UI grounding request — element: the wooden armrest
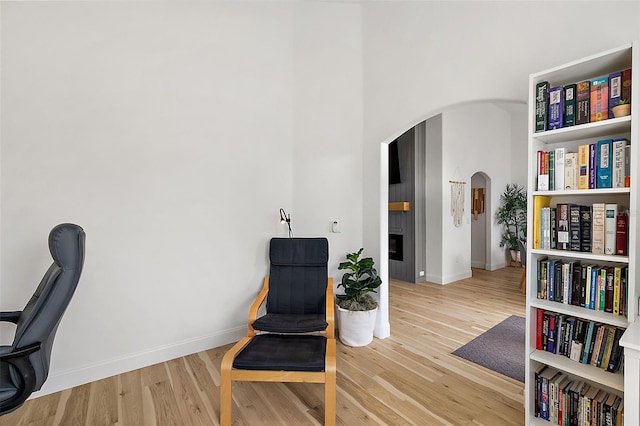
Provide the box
[325,278,334,339]
[247,277,270,336]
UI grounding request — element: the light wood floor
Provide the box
[1,267,526,425]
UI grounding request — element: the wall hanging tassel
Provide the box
[449,180,466,227]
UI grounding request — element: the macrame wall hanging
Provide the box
[449,180,466,227]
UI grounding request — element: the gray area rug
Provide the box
[452,315,525,382]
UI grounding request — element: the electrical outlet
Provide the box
[419,271,425,276]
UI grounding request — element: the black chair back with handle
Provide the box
[0,223,85,415]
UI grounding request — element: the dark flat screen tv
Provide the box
[389,140,401,184]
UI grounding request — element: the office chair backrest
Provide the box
[518,239,527,268]
[267,238,328,315]
[10,223,86,391]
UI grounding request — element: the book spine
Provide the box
[621,68,632,103]
[592,203,605,255]
[589,143,597,189]
[538,150,549,191]
[604,268,614,313]
[604,204,618,255]
[580,205,592,253]
[576,81,591,125]
[613,266,621,316]
[625,144,631,187]
[569,205,581,251]
[564,152,576,190]
[548,86,564,130]
[616,212,628,256]
[536,81,550,132]
[590,77,609,122]
[555,147,565,191]
[548,151,555,191]
[578,145,589,190]
[608,71,622,119]
[596,139,613,189]
[612,139,628,188]
[564,84,577,127]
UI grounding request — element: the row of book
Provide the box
[536,260,628,317]
[535,68,632,132]
[537,139,630,191]
[536,309,625,372]
[535,365,623,425]
[533,201,628,257]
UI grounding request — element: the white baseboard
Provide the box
[471,260,485,268]
[33,325,247,398]
[487,261,507,271]
[425,270,472,285]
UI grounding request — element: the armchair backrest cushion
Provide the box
[267,238,328,316]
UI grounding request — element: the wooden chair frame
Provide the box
[220,276,336,426]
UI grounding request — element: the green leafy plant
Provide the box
[613,98,630,106]
[495,183,527,251]
[336,248,382,311]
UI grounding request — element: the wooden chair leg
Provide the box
[220,360,232,426]
[325,338,336,426]
[519,266,526,294]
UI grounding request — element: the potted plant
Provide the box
[495,183,527,265]
[611,99,631,118]
[336,248,382,347]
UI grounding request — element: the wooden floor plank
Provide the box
[1,267,525,425]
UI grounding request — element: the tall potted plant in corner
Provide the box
[496,183,527,265]
[336,248,382,347]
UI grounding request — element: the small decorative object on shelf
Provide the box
[526,41,638,425]
[612,99,631,118]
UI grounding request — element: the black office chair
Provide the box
[0,223,85,415]
[220,237,336,426]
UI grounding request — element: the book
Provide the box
[608,71,622,119]
[533,196,551,249]
[556,203,569,250]
[580,205,591,253]
[548,151,555,190]
[591,203,605,254]
[606,327,625,372]
[612,138,628,188]
[604,204,618,255]
[621,68,632,103]
[563,83,576,126]
[554,147,565,191]
[537,150,549,191]
[596,139,613,188]
[604,267,614,313]
[590,77,609,122]
[535,81,550,132]
[576,80,591,125]
[536,308,544,349]
[613,266,622,315]
[589,143,597,189]
[577,144,589,189]
[590,324,606,365]
[548,86,564,130]
[581,321,596,364]
[541,207,551,249]
[625,144,631,187]
[616,211,628,256]
[564,152,577,190]
[569,205,581,251]
[550,207,556,250]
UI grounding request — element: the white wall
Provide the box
[362,1,640,328]
[440,103,511,282]
[0,1,363,395]
[291,3,363,279]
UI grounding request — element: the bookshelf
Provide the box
[526,42,640,425]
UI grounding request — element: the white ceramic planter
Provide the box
[336,306,378,347]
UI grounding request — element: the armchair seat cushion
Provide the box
[252,313,328,333]
[0,356,18,401]
[232,334,326,372]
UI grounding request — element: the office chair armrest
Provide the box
[0,311,21,324]
[0,342,40,415]
[247,277,270,336]
[325,278,335,339]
